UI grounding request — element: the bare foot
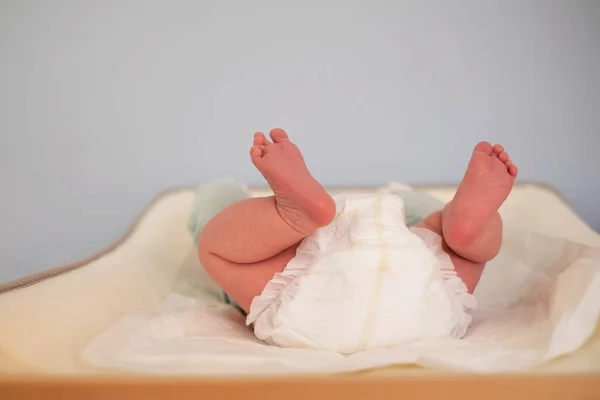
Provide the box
[443,142,518,251]
[250,128,336,233]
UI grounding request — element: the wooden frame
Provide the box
[1,374,600,399]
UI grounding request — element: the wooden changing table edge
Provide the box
[0,373,599,399]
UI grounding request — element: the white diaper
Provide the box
[246,194,477,354]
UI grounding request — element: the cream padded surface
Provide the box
[0,184,598,374]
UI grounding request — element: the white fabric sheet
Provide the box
[80,226,600,375]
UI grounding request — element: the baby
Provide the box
[197,128,518,352]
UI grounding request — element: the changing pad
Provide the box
[1,183,599,376]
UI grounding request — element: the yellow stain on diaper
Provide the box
[357,195,389,351]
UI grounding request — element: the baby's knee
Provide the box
[196,232,211,266]
[444,212,503,263]
[196,218,218,259]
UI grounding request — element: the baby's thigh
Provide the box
[199,243,298,313]
[446,252,485,294]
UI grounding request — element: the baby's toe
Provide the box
[250,145,264,160]
[474,141,493,155]
[492,144,504,155]
[498,151,510,163]
[269,128,290,143]
[253,132,270,147]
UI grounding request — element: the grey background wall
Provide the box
[1,0,599,283]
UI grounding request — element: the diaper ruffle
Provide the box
[410,227,477,338]
[245,233,321,327]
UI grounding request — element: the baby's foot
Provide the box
[445,142,518,245]
[250,128,336,233]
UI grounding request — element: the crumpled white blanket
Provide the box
[80,229,600,375]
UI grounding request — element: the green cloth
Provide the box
[187,178,250,313]
[187,177,250,246]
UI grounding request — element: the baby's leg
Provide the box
[415,142,518,292]
[198,129,336,313]
[416,211,485,293]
